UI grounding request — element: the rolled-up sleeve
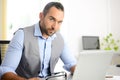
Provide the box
[0,30,24,77]
[60,43,76,71]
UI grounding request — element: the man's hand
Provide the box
[28,77,40,80]
[70,65,76,74]
[1,72,41,80]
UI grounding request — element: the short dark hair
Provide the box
[43,2,64,16]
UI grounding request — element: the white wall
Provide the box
[109,0,120,39]
[0,0,2,39]
[66,0,109,57]
[65,0,120,58]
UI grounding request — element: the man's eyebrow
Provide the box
[49,16,56,20]
[49,16,63,22]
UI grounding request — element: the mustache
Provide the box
[48,27,54,30]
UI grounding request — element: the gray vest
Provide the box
[15,25,64,78]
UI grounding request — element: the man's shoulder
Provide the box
[23,24,35,30]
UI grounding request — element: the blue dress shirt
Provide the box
[0,22,76,77]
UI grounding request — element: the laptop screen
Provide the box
[82,36,100,50]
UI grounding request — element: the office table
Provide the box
[106,76,120,80]
[105,65,120,80]
[67,75,120,80]
[66,65,120,80]
[107,65,120,76]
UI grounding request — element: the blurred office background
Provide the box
[0,0,120,72]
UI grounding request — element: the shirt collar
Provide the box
[34,22,56,40]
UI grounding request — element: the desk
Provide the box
[107,65,120,76]
[67,75,120,80]
[105,65,120,80]
[105,53,120,80]
[67,65,120,80]
[106,76,120,80]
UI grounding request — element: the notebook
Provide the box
[71,50,113,80]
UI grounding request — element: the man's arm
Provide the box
[1,72,26,80]
[1,72,41,80]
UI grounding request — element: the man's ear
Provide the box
[39,12,44,20]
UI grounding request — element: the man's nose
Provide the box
[52,22,58,28]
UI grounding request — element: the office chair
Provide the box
[0,40,10,65]
[0,46,1,65]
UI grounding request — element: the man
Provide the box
[0,2,76,80]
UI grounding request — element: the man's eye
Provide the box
[49,18,54,21]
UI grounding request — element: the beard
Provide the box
[45,28,55,36]
[41,23,56,37]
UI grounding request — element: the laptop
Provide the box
[70,50,113,80]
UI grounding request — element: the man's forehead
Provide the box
[47,7,64,20]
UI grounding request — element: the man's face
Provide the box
[40,7,64,38]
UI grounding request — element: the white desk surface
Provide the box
[106,65,120,76]
[106,76,120,80]
[105,65,120,80]
[67,65,120,80]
